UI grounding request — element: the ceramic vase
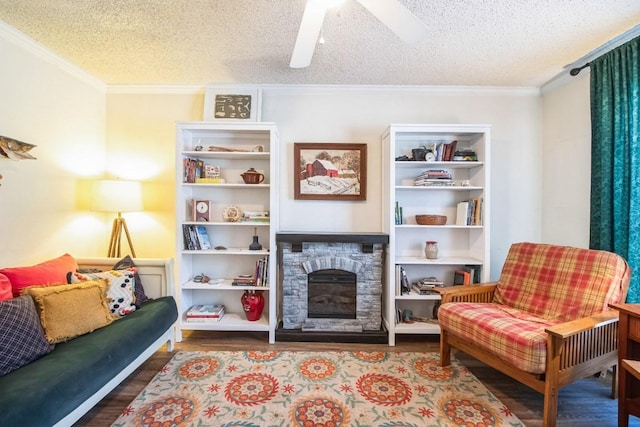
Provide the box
[241,290,265,321]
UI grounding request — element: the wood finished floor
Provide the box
[74,331,637,427]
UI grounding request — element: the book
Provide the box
[414,277,445,289]
[412,284,438,295]
[453,270,471,286]
[185,304,225,318]
[456,201,470,225]
[195,226,212,250]
[232,274,256,286]
[195,177,226,184]
[400,267,410,295]
[464,265,482,283]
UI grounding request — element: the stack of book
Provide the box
[232,274,256,286]
[412,277,445,295]
[242,211,270,222]
[414,169,454,186]
[185,304,225,322]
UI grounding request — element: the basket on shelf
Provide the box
[415,214,447,225]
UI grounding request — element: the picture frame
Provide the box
[203,85,262,122]
[294,142,367,201]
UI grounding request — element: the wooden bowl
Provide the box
[415,214,447,225]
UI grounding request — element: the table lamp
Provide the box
[91,179,143,258]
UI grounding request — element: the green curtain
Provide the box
[589,35,640,302]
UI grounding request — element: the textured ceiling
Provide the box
[0,0,639,87]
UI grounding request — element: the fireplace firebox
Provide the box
[307,269,357,319]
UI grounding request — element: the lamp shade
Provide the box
[91,180,143,213]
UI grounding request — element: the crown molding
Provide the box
[0,20,106,92]
[106,85,205,94]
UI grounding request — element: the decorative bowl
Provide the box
[415,214,447,225]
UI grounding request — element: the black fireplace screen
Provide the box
[307,269,357,319]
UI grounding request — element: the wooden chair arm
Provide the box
[544,309,619,339]
[437,283,497,304]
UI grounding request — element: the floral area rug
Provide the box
[111,350,524,427]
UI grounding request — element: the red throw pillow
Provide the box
[0,273,12,301]
[0,254,78,297]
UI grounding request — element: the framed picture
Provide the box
[294,143,367,201]
[203,85,262,122]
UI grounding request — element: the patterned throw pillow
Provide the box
[0,295,54,375]
[70,269,137,317]
[23,280,115,343]
[112,256,151,306]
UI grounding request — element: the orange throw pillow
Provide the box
[1,254,78,297]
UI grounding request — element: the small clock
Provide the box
[425,151,436,162]
[193,200,211,222]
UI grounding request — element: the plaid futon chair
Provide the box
[438,242,631,427]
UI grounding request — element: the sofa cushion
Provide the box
[112,255,151,306]
[0,296,177,427]
[1,254,78,297]
[22,280,115,343]
[493,242,630,322]
[0,273,12,301]
[438,302,559,374]
[0,295,53,376]
[70,268,137,317]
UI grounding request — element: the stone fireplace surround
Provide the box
[276,232,388,343]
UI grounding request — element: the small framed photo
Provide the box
[203,85,262,122]
[294,143,367,201]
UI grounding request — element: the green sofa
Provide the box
[0,257,177,427]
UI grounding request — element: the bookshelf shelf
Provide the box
[382,124,491,346]
[176,122,279,343]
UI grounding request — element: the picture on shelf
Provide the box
[293,142,367,201]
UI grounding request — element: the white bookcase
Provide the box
[382,124,491,346]
[175,122,279,343]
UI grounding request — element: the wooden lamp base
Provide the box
[108,213,136,258]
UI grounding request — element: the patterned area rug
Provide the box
[111,351,524,427]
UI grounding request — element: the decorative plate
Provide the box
[223,205,242,222]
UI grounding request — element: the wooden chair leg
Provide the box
[611,365,618,399]
[543,377,559,427]
[440,330,451,367]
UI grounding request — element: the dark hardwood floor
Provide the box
[74,331,638,427]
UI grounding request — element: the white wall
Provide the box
[262,86,542,278]
[0,23,106,266]
[541,73,592,247]
[1,22,546,280]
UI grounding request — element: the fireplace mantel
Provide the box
[276,232,389,244]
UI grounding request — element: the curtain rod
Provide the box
[565,24,639,77]
[570,63,590,76]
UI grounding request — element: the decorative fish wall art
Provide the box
[0,135,37,160]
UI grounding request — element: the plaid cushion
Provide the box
[0,295,53,376]
[493,242,630,322]
[439,302,558,374]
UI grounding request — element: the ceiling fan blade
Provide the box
[290,0,329,68]
[356,0,428,44]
